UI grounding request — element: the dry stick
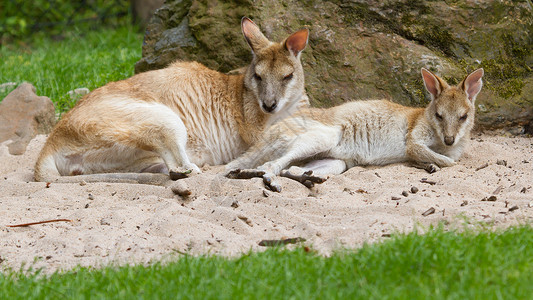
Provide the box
[422,207,436,217]
[475,163,489,171]
[420,178,437,185]
[6,219,73,228]
[258,237,306,247]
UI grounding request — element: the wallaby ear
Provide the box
[421,68,445,100]
[284,28,309,57]
[241,17,270,52]
[461,68,484,102]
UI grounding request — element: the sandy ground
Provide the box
[0,133,532,273]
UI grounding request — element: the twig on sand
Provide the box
[420,178,437,185]
[475,163,489,171]
[421,207,436,217]
[6,219,73,227]
[258,237,306,247]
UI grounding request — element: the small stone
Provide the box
[508,205,519,212]
[496,160,507,166]
[461,200,468,206]
[238,215,253,226]
[263,189,270,197]
[401,190,409,197]
[79,181,86,186]
[67,88,90,100]
[88,194,94,200]
[100,218,111,226]
[231,201,239,208]
[0,83,56,155]
[84,203,89,208]
[391,196,401,200]
[482,195,497,202]
[528,201,533,208]
[170,181,191,197]
[410,186,419,194]
[0,82,17,93]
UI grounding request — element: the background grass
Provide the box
[0,25,142,113]
[1,226,533,299]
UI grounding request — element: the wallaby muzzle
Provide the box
[444,136,455,146]
[262,102,278,113]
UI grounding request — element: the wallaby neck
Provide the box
[231,75,268,146]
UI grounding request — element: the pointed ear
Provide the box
[284,28,309,57]
[241,17,270,52]
[461,68,484,102]
[421,68,445,100]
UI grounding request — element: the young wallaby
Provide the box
[34,17,310,185]
[226,68,484,191]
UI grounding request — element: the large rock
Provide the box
[135,0,533,130]
[131,0,165,28]
[0,83,56,155]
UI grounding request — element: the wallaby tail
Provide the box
[38,173,170,185]
[34,154,170,186]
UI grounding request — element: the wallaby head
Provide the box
[241,17,309,114]
[422,68,484,146]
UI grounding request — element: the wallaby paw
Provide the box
[185,163,201,174]
[262,173,282,193]
[280,169,327,188]
[169,166,195,180]
[226,168,266,179]
[436,157,455,168]
[425,164,440,174]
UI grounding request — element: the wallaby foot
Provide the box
[425,163,440,174]
[226,169,281,192]
[280,169,327,188]
[411,161,441,174]
[262,173,282,192]
[169,164,200,181]
[226,168,265,179]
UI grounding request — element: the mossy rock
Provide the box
[136,0,533,130]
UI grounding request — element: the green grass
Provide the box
[2,226,533,299]
[0,25,142,113]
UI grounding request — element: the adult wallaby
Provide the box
[34,17,310,185]
[226,68,484,192]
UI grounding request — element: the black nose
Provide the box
[444,136,455,146]
[262,102,277,113]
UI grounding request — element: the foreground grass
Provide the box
[0,25,142,113]
[2,226,533,299]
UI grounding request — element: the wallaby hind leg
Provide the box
[147,104,200,178]
[297,159,347,176]
[257,127,340,175]
[106,101,200,178]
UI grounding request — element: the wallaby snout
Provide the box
[262,101,278,113]
[444,136,455,146]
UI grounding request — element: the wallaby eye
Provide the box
[283,73,294,81]
[459,114,468,121]
[253,73,262,81]
[435,113,443,120]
